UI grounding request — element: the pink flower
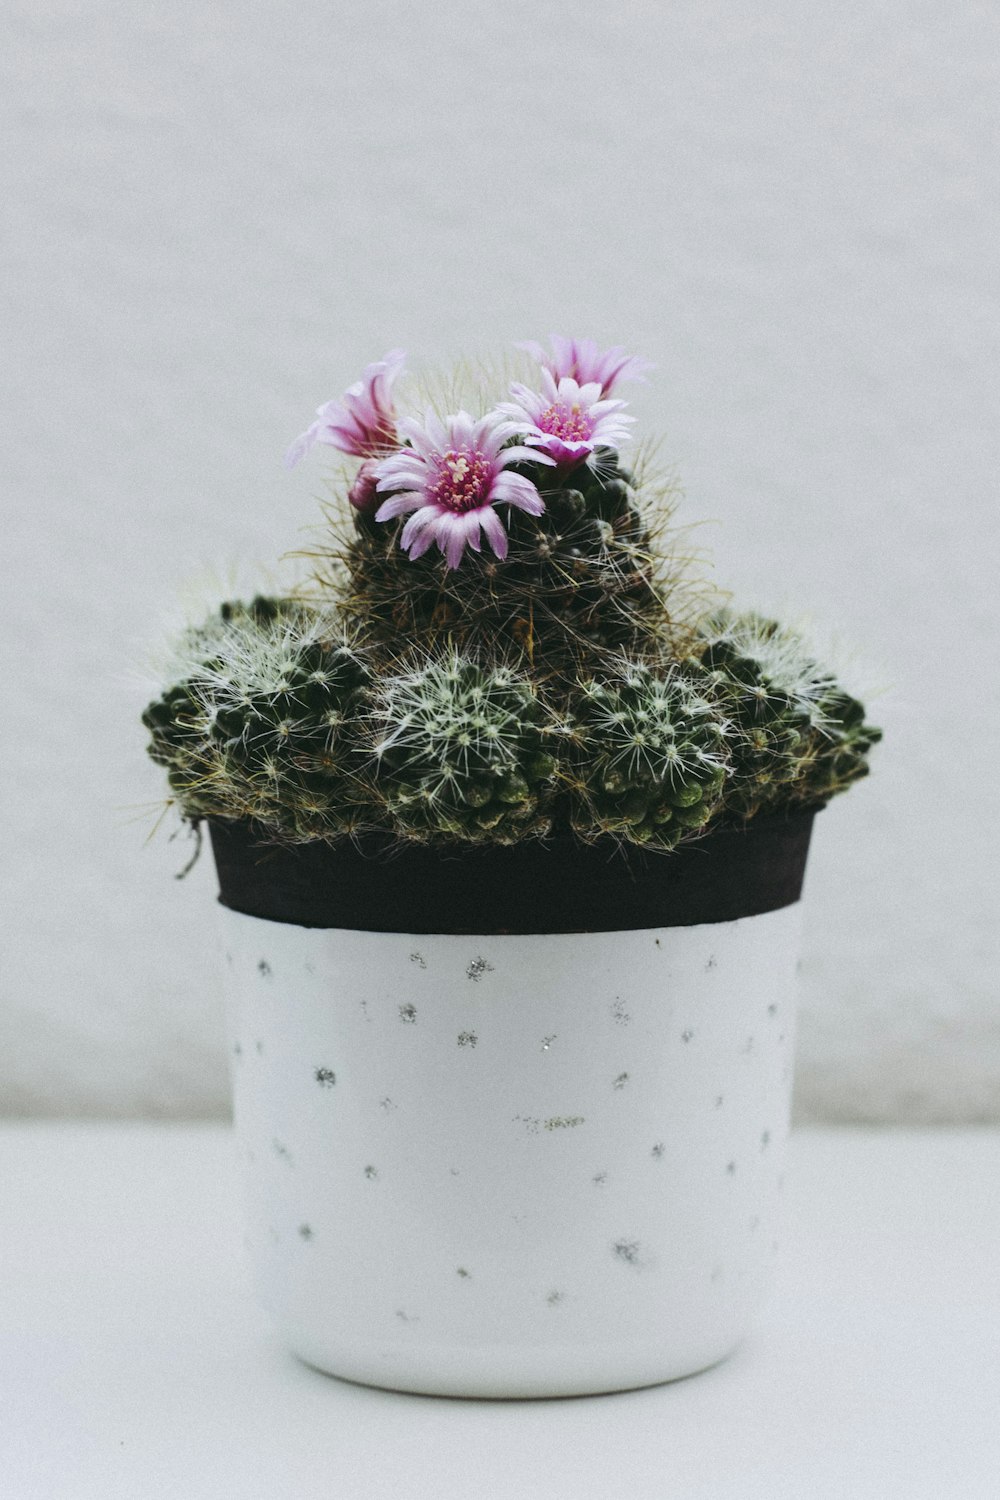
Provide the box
[517,336,652,396]
[285,349,406,467]
[497,370,634,470]
[373,411,551,570]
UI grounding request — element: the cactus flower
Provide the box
[285,349,406,467]
[347,458,381,512]
[374,411,550,570]
[498,370,634,470]
[517,336,652,396]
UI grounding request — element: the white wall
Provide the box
[2,0,997,1120]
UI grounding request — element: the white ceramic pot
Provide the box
[218,845,805,1398]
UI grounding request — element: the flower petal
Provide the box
[478,505,509,560]
[521,335,652,394]
[438,514,468,570]
[449,411,476,449]
[406,525,438,560]
[284,421,321,469]
[375,491,425,521]
[462,510,483,552]
[491,472,546,513]
[497,443,555,468]
[400,504,444,547]
[424,411,448,453]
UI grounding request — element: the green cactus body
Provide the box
[367,654,560,844]
[568,665,730,849]
[691,612,882,820]
[144,351,881,853]
[142,597,370,840]
[338,458,685,677]
[792,686,883,806]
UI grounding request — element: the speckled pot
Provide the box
[214,817,811,1399]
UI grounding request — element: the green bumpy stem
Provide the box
[142,597,371,841]
[367,655,561,845]
[567,665,731,850]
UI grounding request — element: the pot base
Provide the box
[287,1332,745,1400]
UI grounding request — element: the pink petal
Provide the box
[495,396,540,425]
[397,416,438,458]
[478,506,509,559]
[551,334,575,368]
[449,411,476,449]
[462,510,483,552]
[375,491,425,522]
[591,413,634,447]
[284,422,320,469]
[400,505,444,547]
[524,434,591,468]
[575,380,604,406]
[588,396,628,419]
[523,336,653,394]
[491,472,546,513]
[406,526,438,560]
[473,414,510,456]
[438,514,467,570]
[369,349,406,410]
[424,411,448,452]
[327,422,365,450]
[497,443,555,468]
[375,452,426,489]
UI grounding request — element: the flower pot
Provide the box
[212,812,814,1399]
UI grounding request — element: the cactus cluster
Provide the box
[569,666,729,848]
[143,341,880,851]
[366,654,560,843]
[142,597,371,841]
[689,611,882,820]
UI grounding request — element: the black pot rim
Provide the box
[207,811,817,935]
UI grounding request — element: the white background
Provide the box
[2,0,997,1120]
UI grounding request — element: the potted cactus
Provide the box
[143,339,879,1397]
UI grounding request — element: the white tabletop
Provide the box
[1,1123,997,1500]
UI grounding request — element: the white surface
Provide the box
[1,1124,997,1499]
[221,905,800,1395]
[3,0,999,1119]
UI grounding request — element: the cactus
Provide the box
[365,652,561,843]
[142,597,371,841]
[145,343,881,854]
[305,372,710,678]
[319,448,701,683]
[567,664,730,848]
[690,611,881,820]
[790,684,882,807]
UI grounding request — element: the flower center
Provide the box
[431,448,491,513]
[538,401,594,444]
